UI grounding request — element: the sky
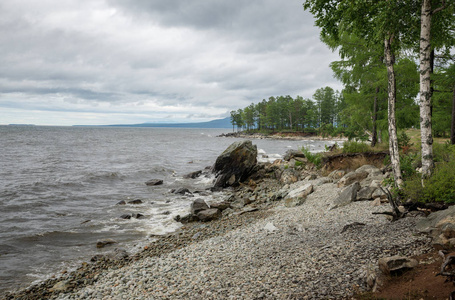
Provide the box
[0,0,342,126]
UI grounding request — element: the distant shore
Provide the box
[218,131,348,141]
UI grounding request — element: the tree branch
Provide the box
[432,0,446,14]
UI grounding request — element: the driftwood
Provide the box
[437,250,455,300]
[372,187,406,221]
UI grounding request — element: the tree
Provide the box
[419,0,455,178]
[313,87,337,127]
[303,1,419,187]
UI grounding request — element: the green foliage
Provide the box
[294,160,303,167]
[301,147,322,168]
[342,141,370,153]
[400,152,417,180]
[397,131,414,153]
[403,159,455,203]
[433,142,455,163]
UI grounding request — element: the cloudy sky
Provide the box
[0,0,342,126]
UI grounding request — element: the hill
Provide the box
[108,117,232,129]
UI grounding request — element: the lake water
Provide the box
[0,126,335,295]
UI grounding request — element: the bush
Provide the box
[342,141,371,153]
[301,147,322,168]
[403,159,455,203]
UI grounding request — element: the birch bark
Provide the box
[419,0,435,178]
[385,36,403,187]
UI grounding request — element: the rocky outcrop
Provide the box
[417,206,455,250]
[212,140,258,188]
[331,182,361,209]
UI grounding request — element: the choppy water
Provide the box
[0,126,335,295]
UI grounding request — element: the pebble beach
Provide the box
[43,181,432,300]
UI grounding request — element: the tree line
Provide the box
[232,1,454,189]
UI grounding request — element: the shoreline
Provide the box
[217,131,348,142]
[4,161,433,299]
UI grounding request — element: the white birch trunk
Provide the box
[384,36,403,187]
[419,0,434,178]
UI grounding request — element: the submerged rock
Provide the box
[96,238,117,248]
[145,179,163,186]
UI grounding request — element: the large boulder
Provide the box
[191,199,209,215]
[417,206,455,250]
[213,140,258,188]
[197,209,222,222]
[337,171,369,188]
[331,182,361,209]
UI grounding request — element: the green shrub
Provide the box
[433,142,455,163]
[400,152,418,180]
[342,141,371,153]
[403,159,455,203]
[301,147,322,168]
[294,160,303,167]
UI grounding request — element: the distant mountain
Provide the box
[108,117,232,129]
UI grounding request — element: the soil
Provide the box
[356,250,455,300]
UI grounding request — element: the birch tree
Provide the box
[302,1,417,187]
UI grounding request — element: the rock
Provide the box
[280,168,299,184]
[328,170,346,180]
[285,183,313,202]
[145,179,163,186]
[312,177,333,187]
[417,207,455,249]
[183,170,202,179]
[96,238,117,248]
[371,198,382,207]
[191,199,209,214]
[337,171,369,187]
[213,140,258,188]
[283,149,306,161]
[356,165,383,177]
[128,199,143,205]
[331,182,361,209]
[210,201,230,211]
[372,188,387,199]
[174,188,191,195]
[284,197,306,207]
[356,187,376,201]
[378,256,418,275]
[174,214,198,223]
[120,214,131,219]
[50,281,71,292]
[132,213,145,219]
[197,208,221,222]
[264,222,278,232]
[116,200,126,205]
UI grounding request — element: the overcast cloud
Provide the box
[0,0,341,125]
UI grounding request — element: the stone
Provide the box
[128,199,143,204]
[371,198,382,207]
[120,214,131,219]
[283,149,306,161]
[116,200,126,205]
[264,222,278,232]
[378,256,418,275]
[356,187,376,201]
[174,188,191,195]
[96,238,117,248]
[191,199,209,215]
[183,170,202,179]
[337,171,369,188]
[356,165,383,177]
[328,169,346,180]
[331,182,361,209]
[285,183,314,201]
[213,140,258,188]
[280,168,299,184]
[174,214,198,223]
[50,281,71,292]
[145,179,163,186]
[209,201,230,211]
[372,188,387,199]
[197,209,222,222]
[132,213,145,219]
[284,197,306,207]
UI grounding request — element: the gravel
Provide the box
[52,182,431,300]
